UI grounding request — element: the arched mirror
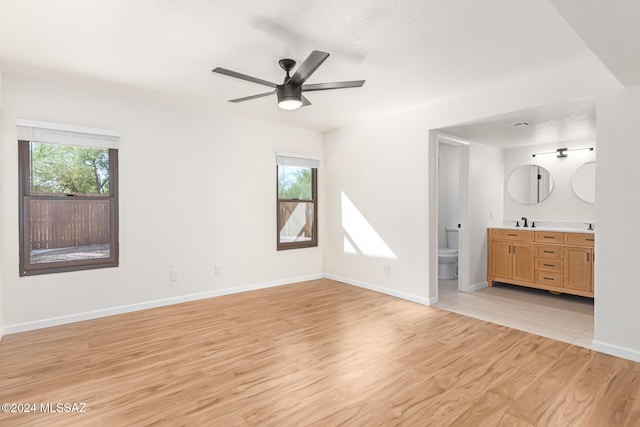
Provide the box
[571,161,595,204]
[507,165,554,205]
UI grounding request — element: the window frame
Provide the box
[18,139,119,276]
[276,165,318,250]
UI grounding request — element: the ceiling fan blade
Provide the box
[302,80,365,92]
[212,67,277,88]
[287,50,330,86]
[301,95,312,107]
[228,91,276,103]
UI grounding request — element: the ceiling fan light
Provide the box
[278,98,302,110]
[276,84,302,110]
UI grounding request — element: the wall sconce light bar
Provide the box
[532,147,593,158]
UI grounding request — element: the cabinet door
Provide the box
[513,242,535,282]
[491,240,513,279]
[564,246,592,291]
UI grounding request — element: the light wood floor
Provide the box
[437,280,594,348]
[1,279,638,426]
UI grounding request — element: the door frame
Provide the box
[430,132,470,302]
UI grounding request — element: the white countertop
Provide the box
[490,226,595,233]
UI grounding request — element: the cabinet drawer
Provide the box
[535,258,564,274]
[535,231,564,243]
[535,271,564,286]
[535,245,563,259]
[564,233,595,247]
[490,229,534,242]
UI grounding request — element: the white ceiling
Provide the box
[437,96,596,148]
[0,0,621,132]
[550,0,640,87]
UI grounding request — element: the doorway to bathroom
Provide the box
[431,97,596,348]
[435,133,469,299]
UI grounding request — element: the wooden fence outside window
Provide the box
[29,199,111,250]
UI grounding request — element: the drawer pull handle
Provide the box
[586,238,594,241]
[507,233,517,236]
[543,236,555,239]
[543,250,555,254]
[543,277,554,281]
[543,264,554,267]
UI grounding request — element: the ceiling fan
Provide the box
[212,50,365,110]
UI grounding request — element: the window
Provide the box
[276,154,318,250]
[17,120,119,276]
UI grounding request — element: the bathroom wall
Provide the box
[467,142,504,289]
[503,137,596,227]
[437,143,460,248]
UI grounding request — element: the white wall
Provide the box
[0,73,324,331]
[592,85,640,362]
[438,143,460,248]
[323,112,430,302]
[466,142,504,289]
[324,57,617,303]
[503,138,596,225]
[0,70,3,340]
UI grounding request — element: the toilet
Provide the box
[438,226,459,280]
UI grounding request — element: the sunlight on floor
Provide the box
[435,280,594,349]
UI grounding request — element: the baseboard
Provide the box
[3,274,324,335]
[591,339,640,363]
[324,274,434,305]
[467,281,488,293]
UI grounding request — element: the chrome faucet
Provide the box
[521,217,529,228]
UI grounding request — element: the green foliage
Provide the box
[278,166,312,200]
[30,142,110,196]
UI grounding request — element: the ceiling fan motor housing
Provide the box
[276,84,302,104]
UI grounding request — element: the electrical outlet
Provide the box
[170,269,181,281]
[384,264,391,275]
[214,265,223,275]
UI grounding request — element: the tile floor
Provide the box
[435,280,594,348]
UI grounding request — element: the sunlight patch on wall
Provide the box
[343,236,358,255]
[341,191,397,259]
[281,203,306,241]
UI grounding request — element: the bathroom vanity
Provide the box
[487,228,594,298]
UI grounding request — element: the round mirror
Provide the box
[507,165,554,205]
[571,161,595,204]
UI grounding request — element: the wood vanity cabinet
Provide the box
[563,233,595,293]
[489,229,534,283]
[488,228,594,298]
